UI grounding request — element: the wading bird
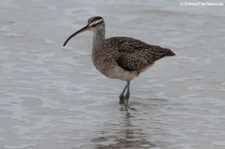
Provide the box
[63,16,175,109]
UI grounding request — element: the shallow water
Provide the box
[1,0,225,149]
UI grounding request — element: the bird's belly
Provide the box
[92,54,137,81]
[106,66,137,81]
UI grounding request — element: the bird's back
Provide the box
[105,37,175,73]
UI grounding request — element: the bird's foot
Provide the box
[120,105,136,111]
[120,99,126,111]
[127,106,136,111]
[119,95,128,111]
[119,95,125,105]
[119,94,132,111]
[124,98,128,107]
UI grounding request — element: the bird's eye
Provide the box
[89,21,103,27]
[94,22,100,26]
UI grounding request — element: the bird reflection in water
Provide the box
[92,112,156,149]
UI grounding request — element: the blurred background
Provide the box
[0,0,225,149]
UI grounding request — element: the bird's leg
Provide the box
[124,81,131,107]
[119,84,128,104]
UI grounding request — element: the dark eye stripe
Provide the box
[89,21,104,27]
[94,22,101,26]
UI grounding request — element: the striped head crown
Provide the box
[88,16,105,28]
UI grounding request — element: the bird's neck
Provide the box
[92,28,105,52]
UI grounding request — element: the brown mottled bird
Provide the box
[63,16,175,109]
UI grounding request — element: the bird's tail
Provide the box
[163,48,176,57]
[151,46,176,61]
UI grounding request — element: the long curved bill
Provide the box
[63,25,89,46]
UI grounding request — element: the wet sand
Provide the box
[0,0,225,149]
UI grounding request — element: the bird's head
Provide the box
[63,16,105,46]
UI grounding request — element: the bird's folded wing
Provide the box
[116,53,153,72]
